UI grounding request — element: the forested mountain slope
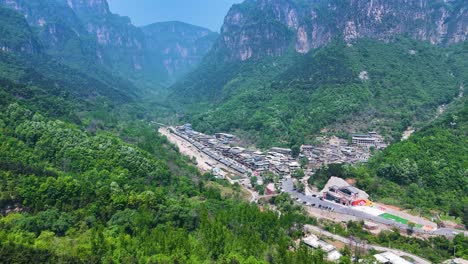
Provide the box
[0,6,137,117]
[172,38,466,147]
[0,0,218,92]
[349,98,468,226]
[0,100,326,262]
[0,4,326,263]
[170,0,467,147]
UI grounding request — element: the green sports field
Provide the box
[380,213,423,228]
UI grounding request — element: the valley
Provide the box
[159,123,465,238]
[0,0,466,263]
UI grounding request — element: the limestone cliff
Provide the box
[215,0,467,61]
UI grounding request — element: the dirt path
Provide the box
[159,127,214,172]
[159,127,259,202]
[401,127,415,141]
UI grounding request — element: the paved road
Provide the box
[304,225,431,264]
[282,179,466,238]
[161,127,465,238]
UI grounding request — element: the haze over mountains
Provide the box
[0,0,218,91]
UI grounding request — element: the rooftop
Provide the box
[374,252,412,264]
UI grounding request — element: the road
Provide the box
[282,178,466,238]
[160,126,465,238]
[159,127,261,203]
[304,225,432,264]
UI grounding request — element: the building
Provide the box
[270,147,292,155]
[254,161,270,171]
[303,235,342,261]
[215,145,231,154]
[289,161,300,171]
[352,134,377,147]
[179,123,192,131]
[266,183,276,195]
[212,167,226,179]
[228,147,244,157]
[373,252,412,264]
[301,145,314,152]
[321,177,369,206]
[324,185,367,206]
[274,165,290,176]
[215,133,235,143]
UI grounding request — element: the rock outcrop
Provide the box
[215,0,467,61]
[0,0,218,89]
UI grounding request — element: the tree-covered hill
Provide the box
[351,98,468,226]
[0,6,142,121]
[0,100,326,263]
[0,6,326,263]
[171,38,466,148]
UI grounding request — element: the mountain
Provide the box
[0,1,467,263]
[66,0,149,82]
[0,0,99,67]
[170,0,467,147]
[0,5,139,123]
[0,6,40,54]
[0,0,218,92]
[142,21,219,83]
[215,0,467,62]
[0,5,329,263]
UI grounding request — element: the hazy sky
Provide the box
[107,0,243,32]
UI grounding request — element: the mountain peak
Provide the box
[66,0,110,16]
[215,0,467,61]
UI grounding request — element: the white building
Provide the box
[303,235,342,262]
[373,252,413,264]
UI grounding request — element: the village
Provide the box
[158,124,466,264]
[170,123,386,180]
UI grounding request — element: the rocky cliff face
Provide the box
[0,6,41,54]
[142,21,218,80]
[65,0,146,71]
[0,0,218,90]
[216,0,467,61]
[66,0,110,16]
[0,0,97,62]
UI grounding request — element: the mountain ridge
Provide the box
[213,0,467,62]
[0,0,218,91]
[169,0,467,147]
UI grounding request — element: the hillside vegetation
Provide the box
[353,99,468,226]
[0,7,328,263]
[0,2,467,263]
[171,38,466,148]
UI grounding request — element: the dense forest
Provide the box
[0,7,328,263]
[171,38,466,148]
[0,85,325,262]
